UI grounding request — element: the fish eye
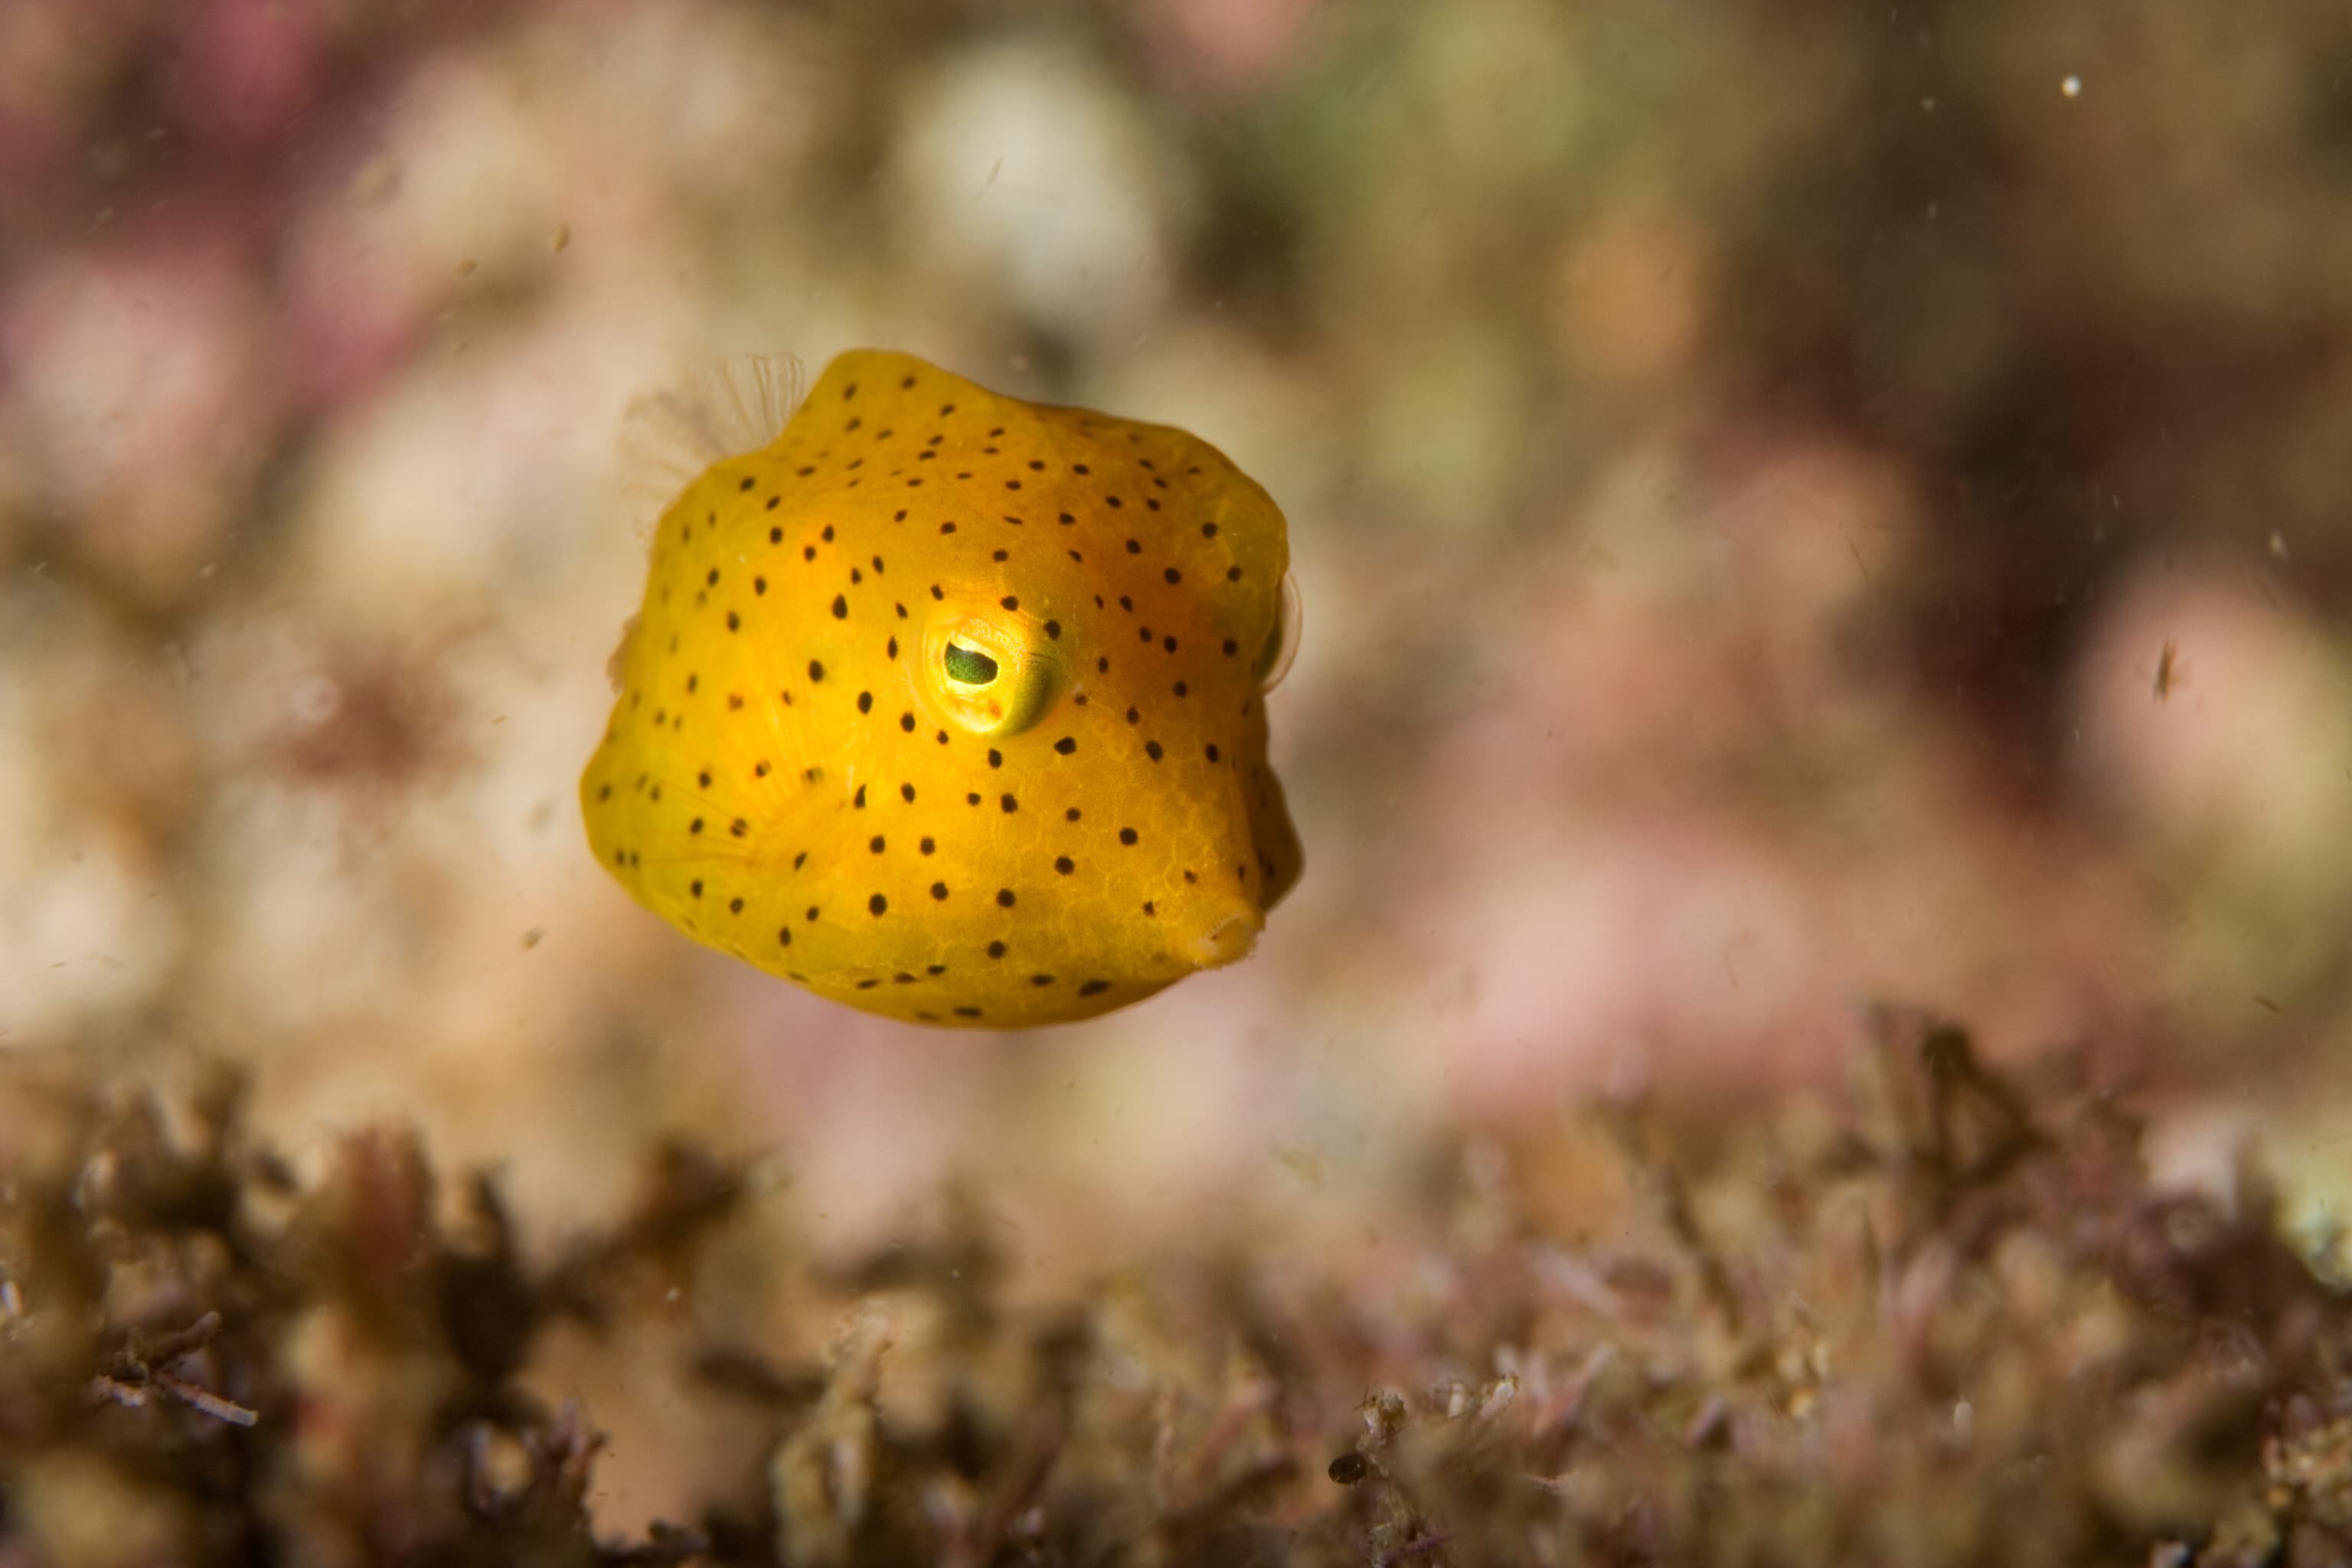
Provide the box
[1256,571,1302,692]
[943,642,999,686]
[923,609,1060,737]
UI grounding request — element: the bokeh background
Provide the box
[7,0,2352,1525]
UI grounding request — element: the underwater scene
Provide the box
[5,1,2352,1562]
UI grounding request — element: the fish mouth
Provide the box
[1184,903,1264,970]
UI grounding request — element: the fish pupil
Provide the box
[944,642,999,684]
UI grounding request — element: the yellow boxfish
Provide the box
[581,350,1302,1027]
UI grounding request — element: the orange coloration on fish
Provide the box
[581,350,1302,1027]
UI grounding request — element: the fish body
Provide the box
[581,349,1302,1027]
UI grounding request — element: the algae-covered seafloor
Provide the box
[3,1017,2347,1566]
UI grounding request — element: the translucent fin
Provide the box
[617,354,808,541]
[603,612,639,694]
[1257,570,1303,693]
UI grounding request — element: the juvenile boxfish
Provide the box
[581,349,1302,1027]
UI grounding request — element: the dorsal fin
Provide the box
[616,354,807,541]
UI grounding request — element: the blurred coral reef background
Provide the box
[7,0,2352,1538]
